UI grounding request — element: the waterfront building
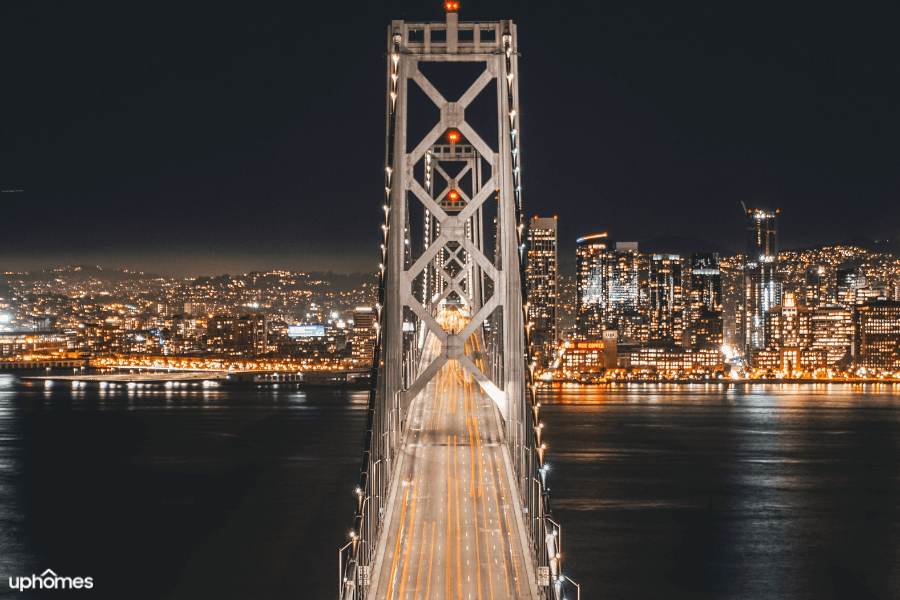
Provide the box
[855,300,900,372]
[559,339,608,375]
[744,208,781,352]
[689,253,723,346]
[526,216,558,366]
[648,254,685,345]
[750,347,827,375]
[352,307,377,366]
[811,305,854,365]
[629,345,724,374]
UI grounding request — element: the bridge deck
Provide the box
[369,314,538,600]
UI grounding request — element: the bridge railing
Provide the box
[338,27,405,599]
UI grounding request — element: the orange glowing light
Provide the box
[447,130,460,143]
[448,190,459,201]
[575,342,604,349]
[445,1,459,12]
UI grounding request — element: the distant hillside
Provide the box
[1,265,162,283]
[785,234,900,255]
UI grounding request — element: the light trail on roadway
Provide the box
[371,308,530,600]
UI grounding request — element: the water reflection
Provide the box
[0,376,369,599]
[538,384,900,599]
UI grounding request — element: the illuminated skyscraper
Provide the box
[744,208,781,352]
[811,305,853,365]
[575,234,644,342]
[648,254,685,344]
[526,216,558,365]
[606,242,641,337]
[764,292,811,349]
[689,253,723,346]
[837,267,862,305]
[352,307,377,366]
[575,233,610,339]
[855,301,900,371]
[805,266,829,307]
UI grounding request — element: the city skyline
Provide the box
[2,7,899,600]
[3,0,899,277]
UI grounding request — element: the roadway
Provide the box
[370,308,534,600]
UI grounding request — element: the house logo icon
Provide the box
[8,568,94,591]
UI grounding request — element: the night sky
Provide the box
[2,0,898,276]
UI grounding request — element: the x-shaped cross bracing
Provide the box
[398,63,507,409]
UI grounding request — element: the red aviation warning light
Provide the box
[445,1,459,13]
[447,130,460,143]
[448,190,459,201]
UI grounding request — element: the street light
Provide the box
[560,574,580,600]
[338,539,353,596]
[529,477,544,534]
[545,516,561,550]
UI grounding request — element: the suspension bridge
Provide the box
[340,8,572,599]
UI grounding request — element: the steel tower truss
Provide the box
[382,15,525,428]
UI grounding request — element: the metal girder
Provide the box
[377,15,525,432]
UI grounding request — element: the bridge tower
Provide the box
[341,8,568,600]
[381,12,526,435]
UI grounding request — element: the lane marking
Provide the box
[488,454,510,597]
[446,436,453,600]
[426,521,436,600]
[455,435,462,600]
[397,478,418,600]
[496,454,521,597]
[473,485,483,600]
[480,449,495,600]
[414,520,428,600]
[386,479,411,600]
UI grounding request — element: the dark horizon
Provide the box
[3,0,899,276]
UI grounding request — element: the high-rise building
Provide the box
[352,307,377,366]
[575,233,610,339]
[855,300,900,372]
[836,267,865,306]
[744,208,781,352]
[720,259,744,350]
[689,253,723,346]
[605,243,642,339]
[811,305,853,365]
[575,234,642,342]
[526,216,558,366]
[764,292,811,349]
[805,266,828,307]
[648,254,685,344]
